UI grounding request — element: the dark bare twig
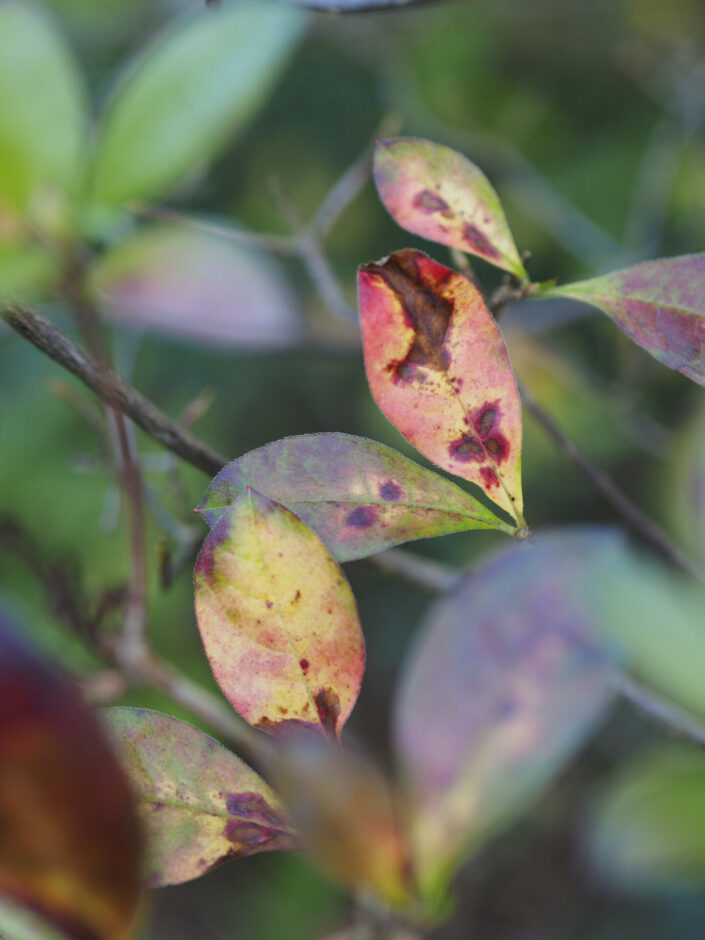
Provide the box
[613,673,705,748]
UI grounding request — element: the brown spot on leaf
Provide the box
[221,794,298,858]
[363,251,454,380]
[480,466,499,489]
[476,406,496,437]
[449,434,484,462]
[255,716,317,740]
[293,589,302,603]
[379,480,402,502]
[463,223,502,260]
[346,506,377,528]
[265,601,273,609]
[315,688,341,737]
[414,189,454,219]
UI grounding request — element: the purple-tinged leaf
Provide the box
[197,433,514,558]
[91,224,301,348]
[374,138,527,280]
[104,708,297,887]
[194,489,364,740]
[394,529,621,899]
[0,610,141,940]
[546,253,705,385]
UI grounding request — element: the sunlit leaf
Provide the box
[194,489,364,739]
[104,708,297,887]
[358,249,524,524]
[0,610,141,940]
[394,529,619,901]
[274,737,411,908]
[91,224,301,348]
[546,253,705,385]
[587,746,705,892]
[374,138,527,280]
[0,3,86,234]
[92,3,306,206]
[197,433,514,559]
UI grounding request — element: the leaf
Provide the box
[393,529,619,901]
[0,3,86,234]
[373,138,527,280]
[103,708,297,887]
[194,488,365,739]
[587,746,705,892]
[546,253,705,386]
[197,433,514,559]
[274,737,411,908]
[92,3,306,207]
[91,224,301,348]
[284,0,425,9]
[0,610,141,940]
[358,249,524,524]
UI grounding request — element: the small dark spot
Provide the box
[485,437,504,458]
[480,466,499,489]
[151,802,165,812]
[449,434,484,462]
[293,589,302,603]
[414,189,453,218]
[476,407,496,437]
[380,480,402,502]
[299,658,310,672]
[265,601,273,609]
[315,688,341,737]
[463,223,501,260]
[346,505,377,528]
[278,706,288,715]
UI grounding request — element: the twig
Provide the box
[0,303,227,476]
[520,384,705,583]
[288,0,440,11]
[368,547,460,592]
[613,673,705,748]
[312,143,373,240]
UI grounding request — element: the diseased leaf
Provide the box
[0,610,141,940]
[587,746,705,892]
[92,4,306,206]
[274,737,411,908]
[91,224,300,348]
[197,433,514,559]
[394,529,619,900]
[104,708,297,887]
[0,3,86,235]
[374,138,527,280]
[546,253,705,385]
[358,249,524,524]
[194,489,364,739]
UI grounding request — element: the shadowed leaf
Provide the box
[92,3,306,207]
[274,737,412,908]
[358,249,524,524]
[104,708,297,887]
[394,530,619,900]
[194,489,364,739]
[374,138,527,280]
[197,433,514,558]
[0,611,141,940]
[587,746,705,892]
[91,224,300,348]
[546,253,705,385]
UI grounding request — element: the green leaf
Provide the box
[91,223,301,348]
[373,138,527,280]
[0,242,58,303]
[194,489,365,740]
[394,529,619,902]
[0,3,86,234]
[546,253,705,386]
[587,746,705,892]
[197,433,514,560]
[0,610,141,940]
[92,3,306,207]
[103,708,297,887]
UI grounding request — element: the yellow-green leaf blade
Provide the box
[374,137,526,280]
[358,249,524,523]
[194,489,365,739]
[103,708,297,887]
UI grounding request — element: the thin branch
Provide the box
[521,384,705,583]
[368,547,460,592]
[1,303,227,476]
[288,0,441,11]
[613,673,705,748]
[312,143,373,240]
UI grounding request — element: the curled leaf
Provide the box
[194,488,364,739]
[197,433,513,559]
[358,249,524,524]
[0,610,141,940]
[394,529,619,900]
[104,708,297,887]
[374,137,527,280]
[546,253,705,386]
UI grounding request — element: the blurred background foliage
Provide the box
[1,0,705,936]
